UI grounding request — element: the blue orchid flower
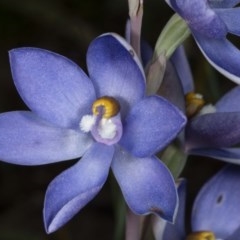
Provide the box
[0,33,186,233]
[165,0,240,84]
[185,85,240,164]
[162,45,240,165]
[154,164,240,240]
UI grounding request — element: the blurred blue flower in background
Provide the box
[165,0,240,84]
[167,45,240,165]
[0,33,186,233]
[185,85,240,164]
[154,164,240,240]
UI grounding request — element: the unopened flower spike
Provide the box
[146,10,192,96]
[127,0,143,57]
[153,13,190,60]
[0,32,186,233]
[165,0,240,84]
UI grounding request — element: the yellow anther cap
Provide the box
[92,96,120,119]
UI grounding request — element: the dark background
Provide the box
[0,0,235,239]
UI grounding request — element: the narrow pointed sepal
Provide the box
[0,111,92,165]
[186,112,240,149]
[188,148,240,165]
[154,179,187,240]
[44,143,114,233]
[193,33,240,85]
[9,47,95,128]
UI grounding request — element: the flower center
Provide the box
[80,96,123,145]
[185,92,205,118]
[186,231,216,240]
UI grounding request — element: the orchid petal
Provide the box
[186,112,240,149]
[158,61,185,112]
[209,0,240,8]
[120,96,186,158]
[10,48,96,128]
[141,40,153,67]
[156,179,186,240]
[216,86,240,112]
[0,111,92,165]
[226,227,240,240]
[216,8,240,36]
[189,148,240,165]
[112,147,178,222]
[170,46,194,94]
[171,179,186,238]
[44,143,114,233]
[155,220,179,240]
[168,0,227,38]
[87,33,145,116]
[192,165,240,239]
[193,32,240,84]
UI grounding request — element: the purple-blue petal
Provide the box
[186,112,240,149]
[192,164,240,239]
[171,46,194,94]
[189,148,240,165]
[0,111,92,165]
[120,96,186,158]
[87,33,145,116]
[215,8,240,36]
[226,227,240,240]
[111,146,178,222]
[158,179,186,240]
[209,0,240,8]
[158,61,186,112]
[44,143,114,233]
[141,40,153,67]
[216,86,240,112]
[156,224,179,240]
[167,0,227,38]
[171,179,186,238]
[193,32,240,84]
[10,47,96,128]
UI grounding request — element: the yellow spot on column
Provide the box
[185,92,205,117]
[186,231,216,240]
[92,96,120,119]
